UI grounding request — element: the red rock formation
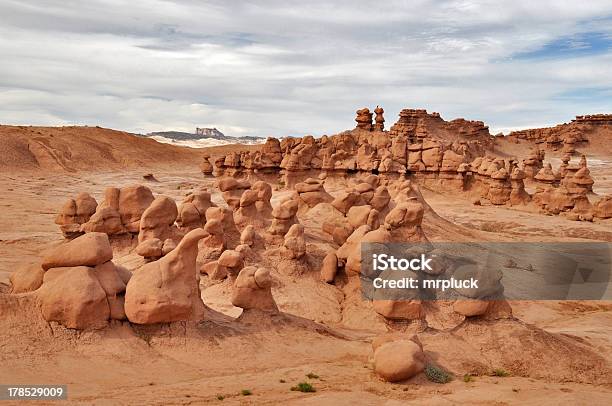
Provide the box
[355,107,373,130]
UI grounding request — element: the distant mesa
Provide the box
[196,127,224,137]
[145,127,264,146]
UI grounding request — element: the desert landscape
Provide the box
[1,107,611,405]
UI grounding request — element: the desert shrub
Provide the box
[241,389,252,396]
[424,364,452,383]
[463,374,474,383]
[216,395,225,400]
[492,368,509,377]
[291,382,316,392]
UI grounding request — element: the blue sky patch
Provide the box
[513,31,612,60]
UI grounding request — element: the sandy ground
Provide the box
[1,127,611,404]
[1,165,611,405]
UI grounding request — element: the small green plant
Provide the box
[492,368,509,377]
[424,364,452,384]
[306,372,319,379]
[216,395,225,400]
[463,374,474,383]
[291,382,316,393]
[241,389,252,396]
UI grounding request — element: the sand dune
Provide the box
[0,125,258,173]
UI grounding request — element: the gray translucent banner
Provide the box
[360,242,612,300]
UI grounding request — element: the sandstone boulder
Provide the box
[373,339,426,382]
[9,263,45,293]
[231,267,278,312]
[81,206,126,235]
[594,196,612,219]
[38,266,110,329]
[55,192,98,238]
[138,196,178,244]
[217,249,244,279]
[240,225,256,246]
[320,252,338,283]
[281,224,306,260]
[42,232,113,270]
[268,198,299,236]
[118,185,155,233]
[331,190,362,214]
[125,228,207,324]
[200,156,213,175]
[453,300,489,316]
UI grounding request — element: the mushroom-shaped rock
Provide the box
[370,186,391,212]
[206,206,240,248]
[55,193,98,238]
[320,252,338,283]
[234,186,271,228]
[176,202,203,232]
[118,185,155,233]
[231,267,278,312]
[81,206,126,235]
[295,179,333,209]
[177,190,216,233]
[240,225,256,246]
[200,156,213,175]
[217,249,244,279]
[252,181,274,214]
[281,224,306,259]
[198,218,225,259]
[218,177,251,209]
[534,164,557,183]
[124,228,208,324]
[42,232,113,270]
[373,339,426,382]
[331,190,362,214]
[138,196,178,244]
[268,199,299,236]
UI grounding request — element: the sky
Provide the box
[0,0,611,137]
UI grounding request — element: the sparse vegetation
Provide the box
[279,379,286,383]
[503,258,517,268]
[291,382,316,392]
[306,372,319,379]
[424,364,452,383]
[463,374,474,383]
[492,368,510,377]
[241,389,252,396]
[216,395,225,400]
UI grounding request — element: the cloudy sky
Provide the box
[1,1,611,137]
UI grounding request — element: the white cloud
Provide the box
[0,0,611,137]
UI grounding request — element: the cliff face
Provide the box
[213,107,494,177]
[507,114,612,153]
